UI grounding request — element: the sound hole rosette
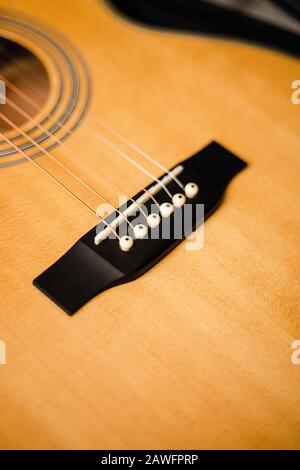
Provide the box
[0,12,91,168]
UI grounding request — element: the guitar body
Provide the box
[0,0,299,450]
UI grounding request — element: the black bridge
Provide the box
[33,142,247,315]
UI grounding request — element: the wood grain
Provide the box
[0,0,299,450]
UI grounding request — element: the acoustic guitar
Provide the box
[0,0,299,450]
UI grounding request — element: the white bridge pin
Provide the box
[134,224,148,239]
[147,213,161,228]
[160,202,174,218]
[185,182,199,198]
[172,193,186,208]
[119,235,134,252]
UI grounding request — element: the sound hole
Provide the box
[0,37,50,131]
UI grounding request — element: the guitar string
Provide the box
[0,74,161,210]
[0,50,183,194]
[0,126,121,240]
[83,123,173,199]
[0,110,136,232]
[2,91,150,220]
[90,115,184,190]
[0,57,173,200]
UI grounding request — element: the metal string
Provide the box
[2,91,150,220]
[0,126,121,240]
[0,74,162,210]
[0,49,183,196]
[91,114,184,190]
[0,110,136,232]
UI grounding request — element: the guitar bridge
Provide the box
[33,141,247,315]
